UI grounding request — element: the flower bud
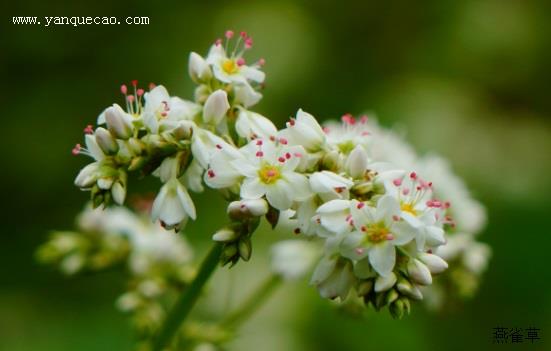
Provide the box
[374,272,397,292]
[111,182,126,205]
[385,288,400,304]
[345,145,368,178]
[212,228,238,242]
[396,277,423,300]
[95,127,119,155]
[356,280,374,297]
[188,52,212,83]
[407,258,432,286]
[74,163,99,188]
[227,199,269,220]
[203,89,230,125]
[321,150,341,171]
[105,105,134,139]
[238,237,252,261]
[418,253,448,274]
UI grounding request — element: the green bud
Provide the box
[238,237,252,261]
[357,280,374,297]
[389,299,405,319]
[385,289,400,304]
[128,156,149,171]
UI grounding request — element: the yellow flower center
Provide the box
[364,223,390,243]
[258,165,281,184]
[401,202,417,216]
[222,59,239,74]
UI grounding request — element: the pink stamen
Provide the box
[120,84,128,95]
[393,178,402,187]
[72,144,81,155]
[83,125,94,134]
[294,152,302,158]
[357,202,365,209]
[256,151,263,157]
[240,31,247,39]
[410,171,417,180]
[402,188,410,195]
[360,115,368,123]
[341,113,355,125]
[322,126,330,133]
[244,37,253,49]
[225,30,234,39]
[137,88,144,97]
[236,58,245,66]
[215,38,222,46]
[288,118,296,126]
[127,95,135,103]
[279,137,288,145]
[256,140,263,145]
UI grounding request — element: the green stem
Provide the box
[222,274,282,329]
[153,242,223,351]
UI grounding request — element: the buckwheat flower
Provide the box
[206,139,310,210]
[206,35,265,85]
[202,89,230,125]
[316,199,354,236]
[235,109,277,141]
[234,82,262,108]
[388,172,447,250]
[309,171,354,202]
[279,109,326,152]
[188,52,212,83]
[311,236,356,299]
[143,85,200,134]
[323,114,371,154]
[340,196,416,277]
[270,240,320,280]
[104,104,135,139]
[365,120,418,170]
[151,178,196,229]
[191,128,234,169]
[416,154,487,234]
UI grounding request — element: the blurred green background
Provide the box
[2,0,551,350]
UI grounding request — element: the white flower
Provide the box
[387,171,447,250]
[345,145,368,179]
[143,85,200,133]
[279,109,326,152]
[310,236,355,300]
[339,196,416,277]
[191,128,234,169]
[104,104,134,139]
[206,139,310,210]
[235,109,277,141]
[365,120,418,170]
[309,171,353,202]
[416,154,487,234]
[316,199,354,236]
[270,240,319,280]
[188,52,212,83]
[202,89,230,125]
[323,114,370,154]
[206,43,265,85]
[151,178,196,228]
[234,83,262,108]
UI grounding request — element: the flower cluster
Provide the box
[68,30,489,323]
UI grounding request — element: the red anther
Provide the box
[427,249,433,254]
[256,151,263,157]
[256,140,263,145]
[225,30,234,39]
[278,157,285,163]
[72,144,81,155]
[120,84,128,95]
[341,113,355,125]
[269,135,276,141]
[402,188,410,195]
[215,38,222,46]
[357,202,365,209]
[393,178,402,187]
[410,171,417,180]
[416,186,421,191]
[428,181,433,187]
[335,187,345,193]
[236,57,245,66]
[258,58,265,66]
[161,112,168,117]
[137,88,144,97]
[240,31,247,38]
[279,137,288,145]
[131,80,138,87]
[294,228,301,234]
[285,152,291,159]
[216,144,222,149]
[360,226,367,232]
[392,215,400,221]
[288,118,296,126]
[245,37,253,48]
[83,125,94,134]
[127,95,135,103]
[444,201,451,209]
[207,169,215,178]
[149,82,156,90]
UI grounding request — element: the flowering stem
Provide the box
[222,274,281,329]
[153,242,223,351]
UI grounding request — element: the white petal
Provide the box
[368,242,396,277]
[240,177,266,199]
[266,181,293,210]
